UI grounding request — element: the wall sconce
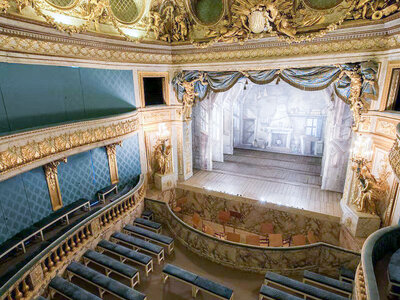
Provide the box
[351,134,373,169]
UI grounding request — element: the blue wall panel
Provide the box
[22,168,53,223]
[90,147,111,192]
[0,63,136,134]
[117,134,141,187]
[0,175,32,239]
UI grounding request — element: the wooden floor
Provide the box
[180,149,342,218]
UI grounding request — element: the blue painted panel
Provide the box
[58,152,97,204]
[0,175,32,237]
[80,68,136,118]
[0,84,10,133]
[22,168,53,223]
[0,204,10,244]
[90,147,111,191]
[116,134,141,187]
[0,63,84,131]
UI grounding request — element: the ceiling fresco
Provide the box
[0,0,399,46]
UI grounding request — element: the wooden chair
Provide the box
[268,233,283,247]
[192,213,203,230]
[173,197,187,213]
[226,232,241,243]
[291,234,307,246]
[260,222,274,235]
[218,211,231,233]
[246,235,260,246]
[307,231,318,244]
[203,224,215,237]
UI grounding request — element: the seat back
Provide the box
[260,222,274,235]
[203,224,215,236]
[268,233,283,247]
[246,235,260,246]
[192,213,203,230]
[218,211,230,223]
[226,232,241,243]
[307,231,318,244]
[291,234,306,246]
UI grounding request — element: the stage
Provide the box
[178,149,342,220]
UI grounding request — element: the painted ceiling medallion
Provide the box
[45,0,79,9]
[303,0,345,10]
[187,0,225,26]
[110,0,143,24]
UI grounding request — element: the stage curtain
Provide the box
[172,61,378,106]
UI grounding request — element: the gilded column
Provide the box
[43,158,66,211]
[105,142,122,184]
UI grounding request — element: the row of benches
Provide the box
[260,268,355,300]
[47,216,177,300]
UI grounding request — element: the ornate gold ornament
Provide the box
[147,0,192,43]
[0,118,138,175]
[43,158,67,211]
[351,160,390,215]
[389,123,400,182]
[105,141,122,184]
[179,72,208,121]
[154,138,173,175]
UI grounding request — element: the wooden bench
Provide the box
[66,262,147,300]
[264,272,347,300]
[339,267,355,284]
[259,284,302,300]
[0,198,90,259]
[303,270,352,298]
[49,276,101,300]
[111,232,164,264]
[162,264,234,300]
[97,240,153,277]
[123,225,174,255]
[133,218,162,234]
[96,184,118,203]
[83,249,140,288]
[141,210,153,221]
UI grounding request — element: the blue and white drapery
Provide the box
[172,61,378,105]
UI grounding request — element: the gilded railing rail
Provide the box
[0,174,145,300]
[389,123,400,182]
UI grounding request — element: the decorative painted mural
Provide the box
[174,188,341,245]
[145,198,360,277]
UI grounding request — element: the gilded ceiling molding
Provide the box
[1,0,400,46]
[0,114,139,178]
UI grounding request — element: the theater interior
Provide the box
[1,0,400,299]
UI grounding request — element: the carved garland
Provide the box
[0,118,138,175]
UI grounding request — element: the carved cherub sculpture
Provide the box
[154,140,172,175]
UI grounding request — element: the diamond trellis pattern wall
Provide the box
[90,147,111,192]
[117,134,141,187]
[58,152,96,205]
[22,168,52,223]
[0,175,33,242]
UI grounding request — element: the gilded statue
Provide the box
[352,163,389,215]
[154,140,172,175]
[181,73,208,121]
[338,67,369,130]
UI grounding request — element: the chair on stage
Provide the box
[291,234,307,246]
[203,224,216,237]
[226,232,241,243]
[268,233,283,247]
[192,213,203,231]
[260,222,274,244]
[246,234,260,246]
[307,231,318,244]
[173,197,187,214]
[218,211,231,234]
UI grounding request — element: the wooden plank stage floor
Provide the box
[179,149,342,218]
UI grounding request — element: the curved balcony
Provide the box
[0,174,145,300]
[356,225,400,300]
[145,198,360,277]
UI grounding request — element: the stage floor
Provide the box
[180,149,342,218]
